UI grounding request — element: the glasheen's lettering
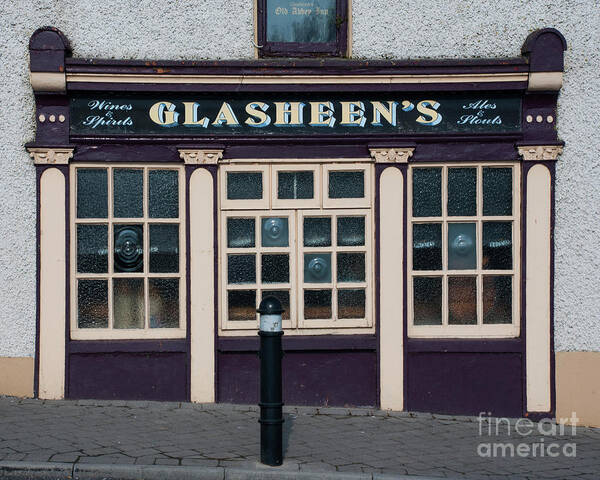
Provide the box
[182,102,209,127]
[149,101,179,127]
[415,100,442,126]
[340,101,367,127]
[245,102,271,128]
[273,102,305,127]
[371,101,398,126]
[309,101,336,127]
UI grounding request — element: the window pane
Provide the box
[261,217,289,247]
[228,254,256,284]
[304,217,331,247]
[228,290,256,321]
[149,170,178,218]
[413,277,442,325]
[413,223,442,270]
[483,222,512,270]
[77,224,107,273]
[149,224,179,273]
[227,172,262,200]
[149,278,179,328]
[338,289,366,319]
[77,169,107,218]
[413,168,441,217]
[337,216,365,246]
[113,169,143,218]
[77,280,108,328]
[114,225,144,273]
[266,0,337,43]
[278,171,313,199]
[113,278,144,329]
[227,218,255,248]
[448,168,476,216]
[483,276,512,324]
[448,276,477,325]
[329,171,364,199]
[261,254,289,283]
[337,252,365,283]
[304,289,332,319]
[483,167,512,216]
[448,223,477,270]
[304,253,331,283]
[262,290,290,321]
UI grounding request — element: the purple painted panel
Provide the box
[407,352,523,417]
[217,350,377,406]
[522,28,567,72]
[72,144,181,163]
[217,334,376,352]
[68,352,187,401]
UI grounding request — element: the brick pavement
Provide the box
[0,396,599,479]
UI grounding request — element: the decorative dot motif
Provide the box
[547,115,554,123]
[536,115,543,123]
[49,115,56,123]
[526,115,533,123]
[38,114,46,123]
[59,114,66,123]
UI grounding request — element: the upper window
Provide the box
[408,163,520,338]
[70,165,186,340]
[256,0,349,57]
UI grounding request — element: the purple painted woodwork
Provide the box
[34,95,70,145]
[73,144,182,163]
[407,352,523,417]
[69,339,187,353]
[68,351,187,401]
[522,93,560,143]
[522,28,567,72]
[218,334,377,352]
[29,27,70,73]
[217,350,377,406]
[407,339,523,353]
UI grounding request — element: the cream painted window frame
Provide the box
[220,164,270,210]
[218,161,374,336]
[407,162,521,338]
[70,164,186,340]
[271,164,321,209]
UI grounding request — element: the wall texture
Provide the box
[0,0,598,357]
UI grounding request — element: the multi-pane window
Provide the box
[408,164,520,337]
[71,165,185,340]
[220,163,373,334]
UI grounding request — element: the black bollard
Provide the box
[257,296,284,466]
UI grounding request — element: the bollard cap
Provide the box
[257,296,284,315]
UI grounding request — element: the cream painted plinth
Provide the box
[0,357,34,397]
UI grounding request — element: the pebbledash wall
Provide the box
[0,1,599,426]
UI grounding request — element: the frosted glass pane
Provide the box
[261,217,289,247]
[77,169,107,218]
[113,278,144,329]
[149,170,178,218]
[483,276,512,324]
[448,168,476,216]
[262,290,290,320]
[483,168,512,216]
[149,224,179,273]
[412,168,441,217]
[114,225,144,273]
[227,218,255,248]
[413,277,442,325]
[448,276,477,325]
[304,253,331,283]
[227,172,262,200]
[413,223,442,270]
[228,254,256,284]
[77,224,107,273]
[304,217,331,247]
[304,290,332,319]
[337,253,365,283]
[266,0,336,43]
[77,280,108,328]
[228,290,256,321]
[261,254,289,283]
[149,278,179,328]
[448,223,477,270]
[483,222,512,270]
[338,289,366,319]
[278,171,313,199]
[337,217,365,246]
[113,169,143,218]
[328,171,364,198]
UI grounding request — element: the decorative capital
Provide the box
[179,149,224,165]
[518,145,563,161]
[369,147,415,163]
[27,147,74,165]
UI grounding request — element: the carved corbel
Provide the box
[27,147,74,165]
[179,149,224,165]
[369,147,415,163]
[517,145,563,161]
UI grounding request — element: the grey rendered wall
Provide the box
[0,0,597,357]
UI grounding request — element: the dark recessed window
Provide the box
[257,0,348,57]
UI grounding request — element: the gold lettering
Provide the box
[309,101,335,127]
[149,101,179,126]
[371,101,398,126]
[212,102,240,127]
[274,102,305,126]
[245,102,271,127]
[340,101,366,127]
